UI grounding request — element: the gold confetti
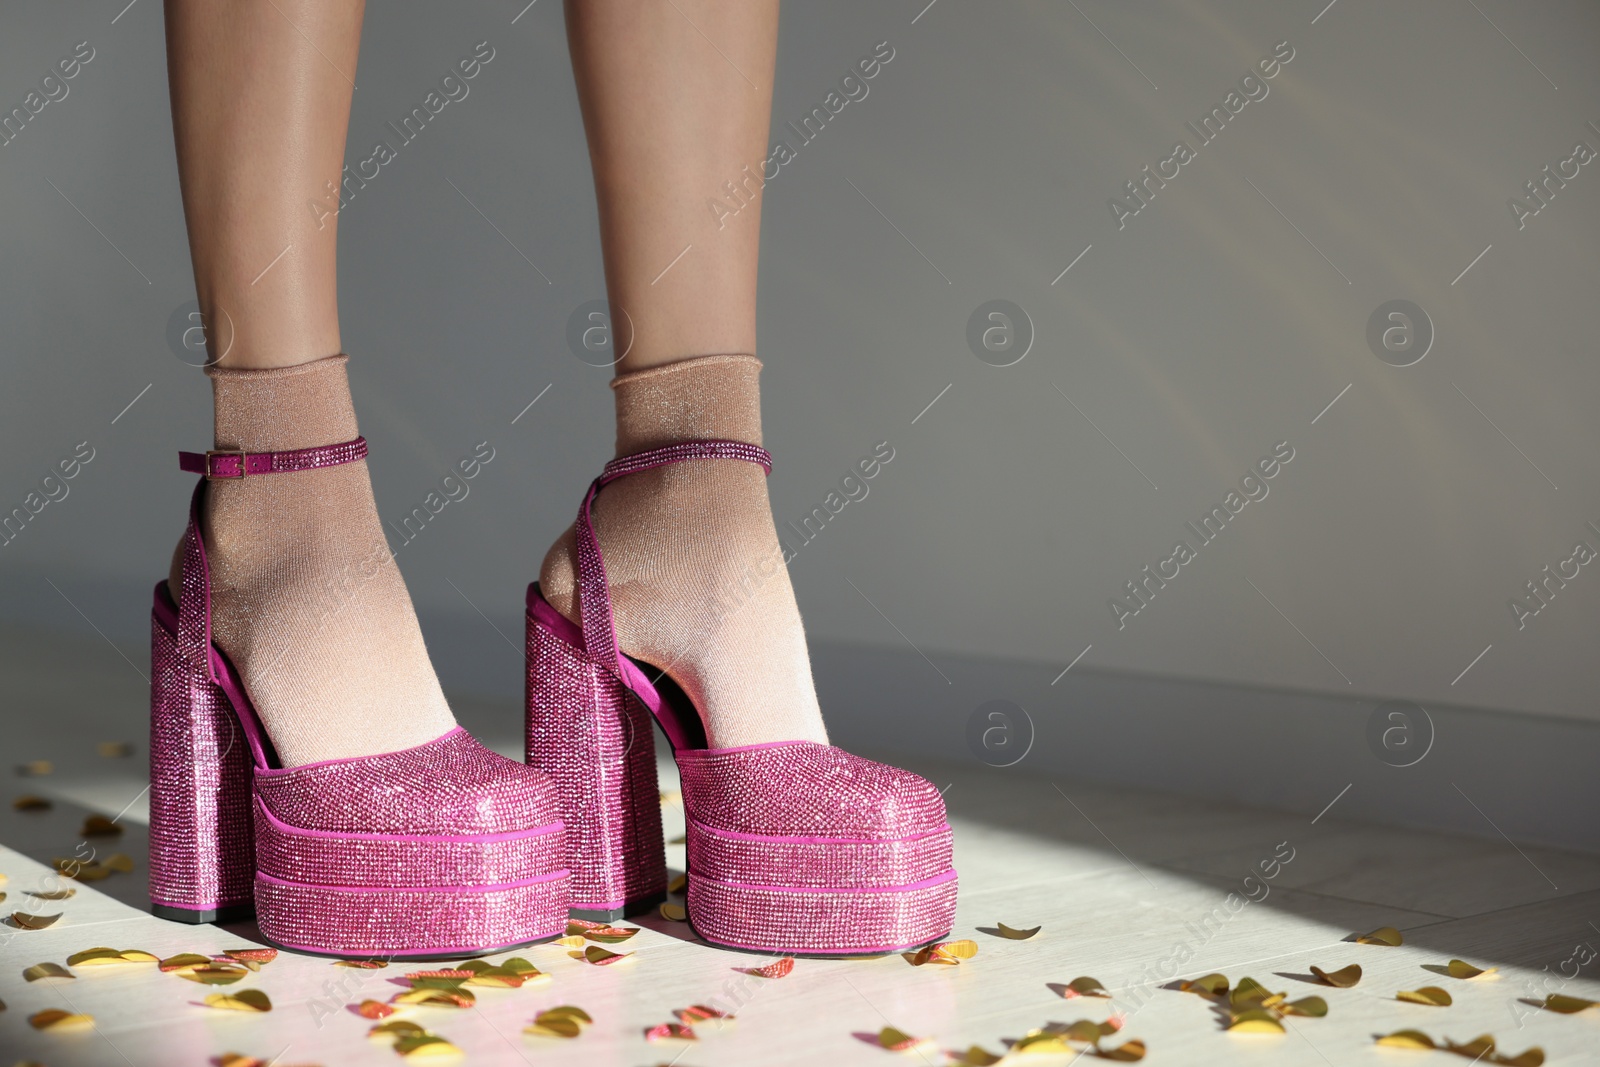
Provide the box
[668,834,687,844]
[735,956,794,978]
[1446,959,1499,980]
[359,1000,395,1019]
[66,948,158,967]
[1095,1039,1148,1061]
[1376,1029,1436,1049]
[53,859,111,881]
[177,964,251,985]
[205,989,273,1012]
[371,1020,429,1039]
[1013,1030,1073,1054]
[28,888,76,901]
[17,760,53,777]
[104,853,134,872]
[645,1022,697,1042]
[1540,994,1597,1014]
[1396,986,1453,1007]
[575,945,632,966]
[29,1008,93,1031]
[1229,977,1274,1010]
[565,919,639,944]
[1500,1050,1545,1067]
[875,1026,936,1053]
[903,939,979,966]
[1281,996,1328,1017]
[1356,925,1404,946]
[1178,973,1229,996]
[159,953,214,972]
[1446,1035,1497,1059]
[219,948,278,969]
[12,795,51,811]
[949,1047,1004,1066]
[462,967,527,989]
[498,957,544,977]
[659,902,687,921]
[97,741,135,758]
[994,923,1042,940]
[9,912,62,930]
[1049,1019,1120,1043]
[1226,1009,1285,1034]
[676,1004,734,1030]
[403,969,473,989]
[214,1055,321,1067]
[1058,975,1112,998]
[1309,963,1361,987]
[523,1005,592,1039]
[1491,1045,1546,1067]
[334,958,389,969]
[553,935,586,949]
[394,1034,463,1060]
[81,814,122,837]
[393,987,476,1008]
[668,873,688,894]
[23,962,74,982]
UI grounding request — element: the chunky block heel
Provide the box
[526,439,957,954]
[149,589,254,924]
[150,434,570,955]
[526,586,666,920]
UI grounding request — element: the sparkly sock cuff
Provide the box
[208,354,359,452]
[612,353,763,454]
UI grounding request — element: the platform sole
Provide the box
[685,869,958,956]
[253,870,570,958]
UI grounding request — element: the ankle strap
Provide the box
[577,439,772,672]
[179,436,368,479]
[598,439,771,487]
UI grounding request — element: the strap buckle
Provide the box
[205,449,250,479]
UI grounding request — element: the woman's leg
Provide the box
[165,0,358,370]
[543,0,828,748]
[165,0,454,765]
[561,0,775,370]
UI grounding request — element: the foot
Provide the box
[171,356,456,767]
[539,354,828,750]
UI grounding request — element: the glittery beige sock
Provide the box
[540,353,828,749]
[169,355,456,767]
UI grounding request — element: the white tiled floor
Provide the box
[4,629,1600,1065]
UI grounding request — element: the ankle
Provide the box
[612,353,763,454]
[210,353,357,452]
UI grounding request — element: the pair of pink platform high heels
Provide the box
[149,435,957,958]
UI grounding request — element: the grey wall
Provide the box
[3,1,1599,743]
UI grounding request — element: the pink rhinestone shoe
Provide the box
[525,440,957,955]
[150,437,569,957]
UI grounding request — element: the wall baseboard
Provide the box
[7,568,1595,854]
[805,641,1600,855]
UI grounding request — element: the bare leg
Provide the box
[563,0,777,371]
[544,0,830,748]
[164,0,455,765]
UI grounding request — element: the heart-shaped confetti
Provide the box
[1355,925,1404,946]
[23,962,74,982]
[735,956,794,978]
[994,923,1041,940]
[29,1008,93,1031]
[1308,963,1360,987]
[205,989,272,1012]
